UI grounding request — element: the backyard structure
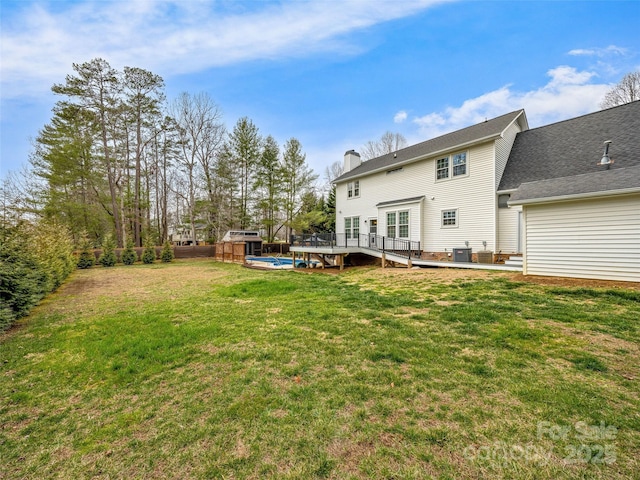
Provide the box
[291,101,640,281]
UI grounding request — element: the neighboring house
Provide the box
[333,109,529,260]
[503,100,640,282]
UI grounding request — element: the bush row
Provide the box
[0,221,76,332]
[77,238,174,269]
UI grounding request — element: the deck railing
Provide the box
[290,233,421,259]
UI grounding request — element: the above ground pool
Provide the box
[245,256,317,269]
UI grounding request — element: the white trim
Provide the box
[509,187,640,206]
[441,208,459,228]
[335,134,500,183]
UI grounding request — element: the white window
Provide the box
[442,209,458,227]
[436,157,449,180]
[345,216,359,239]
[398,211,409,238]
[386,210,409,238]
[347,180,360,198]
[452,152,467,176]
[386,212,396,238]
[436,152,467,180]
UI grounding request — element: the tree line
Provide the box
[10,58,335,248]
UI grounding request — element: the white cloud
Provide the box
[568,45,628,57]
[0,0,446,99]
[413,65,612,138]
[393,110,408,123]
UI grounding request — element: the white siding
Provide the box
[378,201,422,242]
[336,141,498,252]
[498,205,522,253]
[424,142,496,252]
[523,194,640,282]
[495,120,522,188]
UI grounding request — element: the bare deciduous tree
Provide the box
[600,72,640,109]
[361,131,408,160]
[171,92,224,245]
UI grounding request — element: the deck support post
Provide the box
[407,258,412,269]
[381,253,386,269]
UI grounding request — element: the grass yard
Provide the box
[1,260,639,479]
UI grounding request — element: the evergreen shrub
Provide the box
[98,235,117,267]
[0,220,75,332]
[142,236,156,264]
[77,235,95,269]
[161,241,174,263]
[122,239,137,265]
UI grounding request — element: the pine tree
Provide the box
[77,234,95,269]
[281,138,318,239]
[225,117,262,229]
[121,238,137,265]
[161,240,174,263]
[98,234,117,267]
[142,235,156,264]
[255,135,284,241]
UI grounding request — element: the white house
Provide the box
[291,101,639,281]
[333,109,529,261]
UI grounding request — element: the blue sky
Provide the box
[1,0,639,181]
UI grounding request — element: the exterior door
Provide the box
[369,218,377,247]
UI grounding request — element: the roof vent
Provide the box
[598,140,614,168]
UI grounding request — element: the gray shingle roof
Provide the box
[499,100,640,192]
[509,165,640,205]
[334,110,526,183]
[376,196,424,207]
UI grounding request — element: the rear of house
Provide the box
[334,110,529,261]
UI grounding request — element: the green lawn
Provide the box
[1,260,639,479]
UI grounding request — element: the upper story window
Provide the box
[436,157,449,180]
[347,180,360,198]
[436,151,467,180]
[452,152,467,176]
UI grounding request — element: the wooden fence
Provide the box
[85,242,254,264]
[214,242,246,264]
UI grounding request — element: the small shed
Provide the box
[222,230,263,256]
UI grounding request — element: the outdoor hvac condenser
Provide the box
[453,248,472,263]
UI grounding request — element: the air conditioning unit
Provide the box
[453,248,472,263]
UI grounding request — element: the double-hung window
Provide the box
[387,212,396,238]
[436,151,467,180]
[345,216,359,239]
[347,180,360,198]
[436,157,449,180]
[398,211,409,238]
[387,210,409,238]
[452,152,467,176]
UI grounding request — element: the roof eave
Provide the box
[509,187,640,206]
[335,132,503,183]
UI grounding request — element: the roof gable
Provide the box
[335,110,526,183]
[499,100,640,192]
